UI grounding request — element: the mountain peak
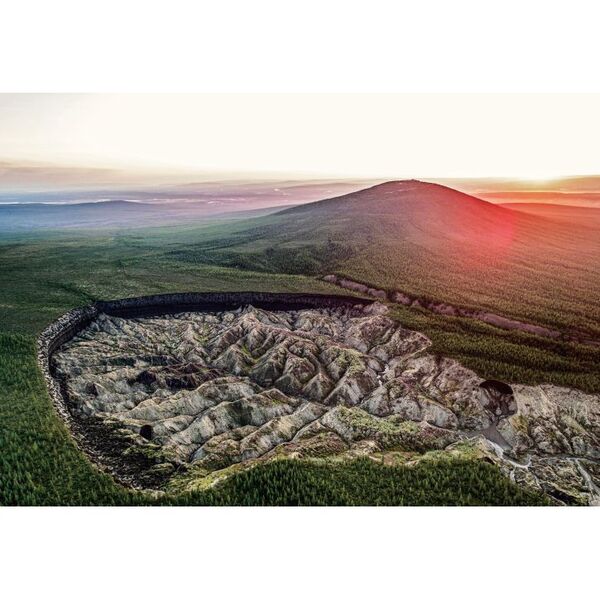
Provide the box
[368,179,427,190]
[321,179,450,200]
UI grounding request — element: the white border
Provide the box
[1,1,599,597]
[0,507,597,599]
[2,0,600,92]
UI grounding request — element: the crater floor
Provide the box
[53,303,600,504]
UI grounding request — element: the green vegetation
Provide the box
[172,459,550,506]
[0,333,132,505]
[0,222,338,334]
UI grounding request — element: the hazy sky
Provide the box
[1,94,599,181]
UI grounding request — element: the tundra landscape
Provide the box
[2,173,600,506]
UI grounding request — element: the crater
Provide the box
[37,293,600,502]
[46,297,505,478]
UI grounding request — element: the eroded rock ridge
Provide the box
[52,303,600,504]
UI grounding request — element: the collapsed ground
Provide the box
[52,303,600,505]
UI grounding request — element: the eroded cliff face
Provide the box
[52,303,600,504]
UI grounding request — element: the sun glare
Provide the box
[515,174,557,184]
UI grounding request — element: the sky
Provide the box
[1,94,600,186]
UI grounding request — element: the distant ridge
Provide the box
[0,199,149,207]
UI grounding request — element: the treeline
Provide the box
[169,458,549,507]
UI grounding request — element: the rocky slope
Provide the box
[52,303,600,504]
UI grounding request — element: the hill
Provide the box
[196,180,600,337]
